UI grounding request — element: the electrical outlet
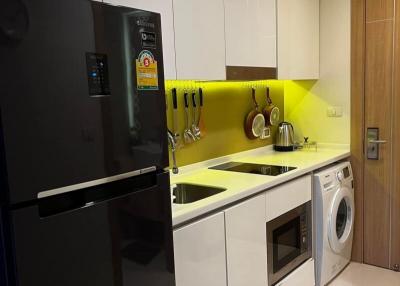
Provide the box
[327,106,343,117]
[327,107,336,117]
[335,106,343,117]
[260,127,271,140]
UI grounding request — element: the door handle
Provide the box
[368,139,388,144]
[366,128,386,160]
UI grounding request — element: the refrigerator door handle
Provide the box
[37,170,165,218]
[37,166,157,199]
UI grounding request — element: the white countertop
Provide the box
[170,144,350,227]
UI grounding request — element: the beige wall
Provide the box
[284,0,351,144]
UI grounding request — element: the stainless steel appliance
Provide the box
[275,122,295,152]
[0,1,175,285]
[210,162,297,176]
[267,201,312,285]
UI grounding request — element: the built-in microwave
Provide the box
[267,201,312,286]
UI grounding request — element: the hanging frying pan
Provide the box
[244,88,265,139]
[262,87,280,126]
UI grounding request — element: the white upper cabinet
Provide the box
[277,0,319,79]
[224,0,319,80]
[224,0,276,68]
[173,0,226,80]
[102,0,319,81]
[103,0,177,79]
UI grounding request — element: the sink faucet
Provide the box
[167,130,179,174]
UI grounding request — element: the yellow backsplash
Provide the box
[165,80,285,167]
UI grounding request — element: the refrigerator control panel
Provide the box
[85,53,111,97]
[141,31,157,49]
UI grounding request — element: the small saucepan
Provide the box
[263,87,280,126]
[245,88,265,139]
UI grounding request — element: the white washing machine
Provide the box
[314,162,354,286]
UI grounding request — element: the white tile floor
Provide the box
[330,262,400,286]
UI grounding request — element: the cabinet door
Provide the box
[277,0,319,79]
[225,194,268,286]
[104,0,177,79]
[173,0,226,80]
[174,212,227,286]
[225,0,276,68]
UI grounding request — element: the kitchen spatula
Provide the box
[198,88,206,137]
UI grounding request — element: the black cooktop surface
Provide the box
[209,162,297,176]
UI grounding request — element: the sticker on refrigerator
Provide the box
[135,50,159,90]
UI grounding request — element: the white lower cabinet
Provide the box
[173,212,227,286]
[173,176,315,286]
[225,194,268,286]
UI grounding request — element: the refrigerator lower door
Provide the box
[0,210,8,285]
[10,171,175,286]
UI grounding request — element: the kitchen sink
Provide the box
[172,183,227,204]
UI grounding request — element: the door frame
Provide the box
[350,0,365,263]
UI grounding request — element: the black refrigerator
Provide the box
[0,0,175,285]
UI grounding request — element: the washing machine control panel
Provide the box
[337,166,351,182]
[318,163,353,191]
[337,171,345,182]
[343,166,351,178]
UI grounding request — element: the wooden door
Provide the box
[363,0,393,268]
[354,0,400,270]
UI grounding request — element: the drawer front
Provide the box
[275,259,315,286]
[266,175,312,221]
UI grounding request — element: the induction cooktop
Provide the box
[209,162,297,176]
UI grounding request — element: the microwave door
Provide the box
[267,202,312,286]
[272,217,302,273]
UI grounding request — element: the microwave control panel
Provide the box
[85,53,111,97]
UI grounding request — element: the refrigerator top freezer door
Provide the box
[0,0,168,204]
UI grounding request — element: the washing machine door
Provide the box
[328,186,355,254]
